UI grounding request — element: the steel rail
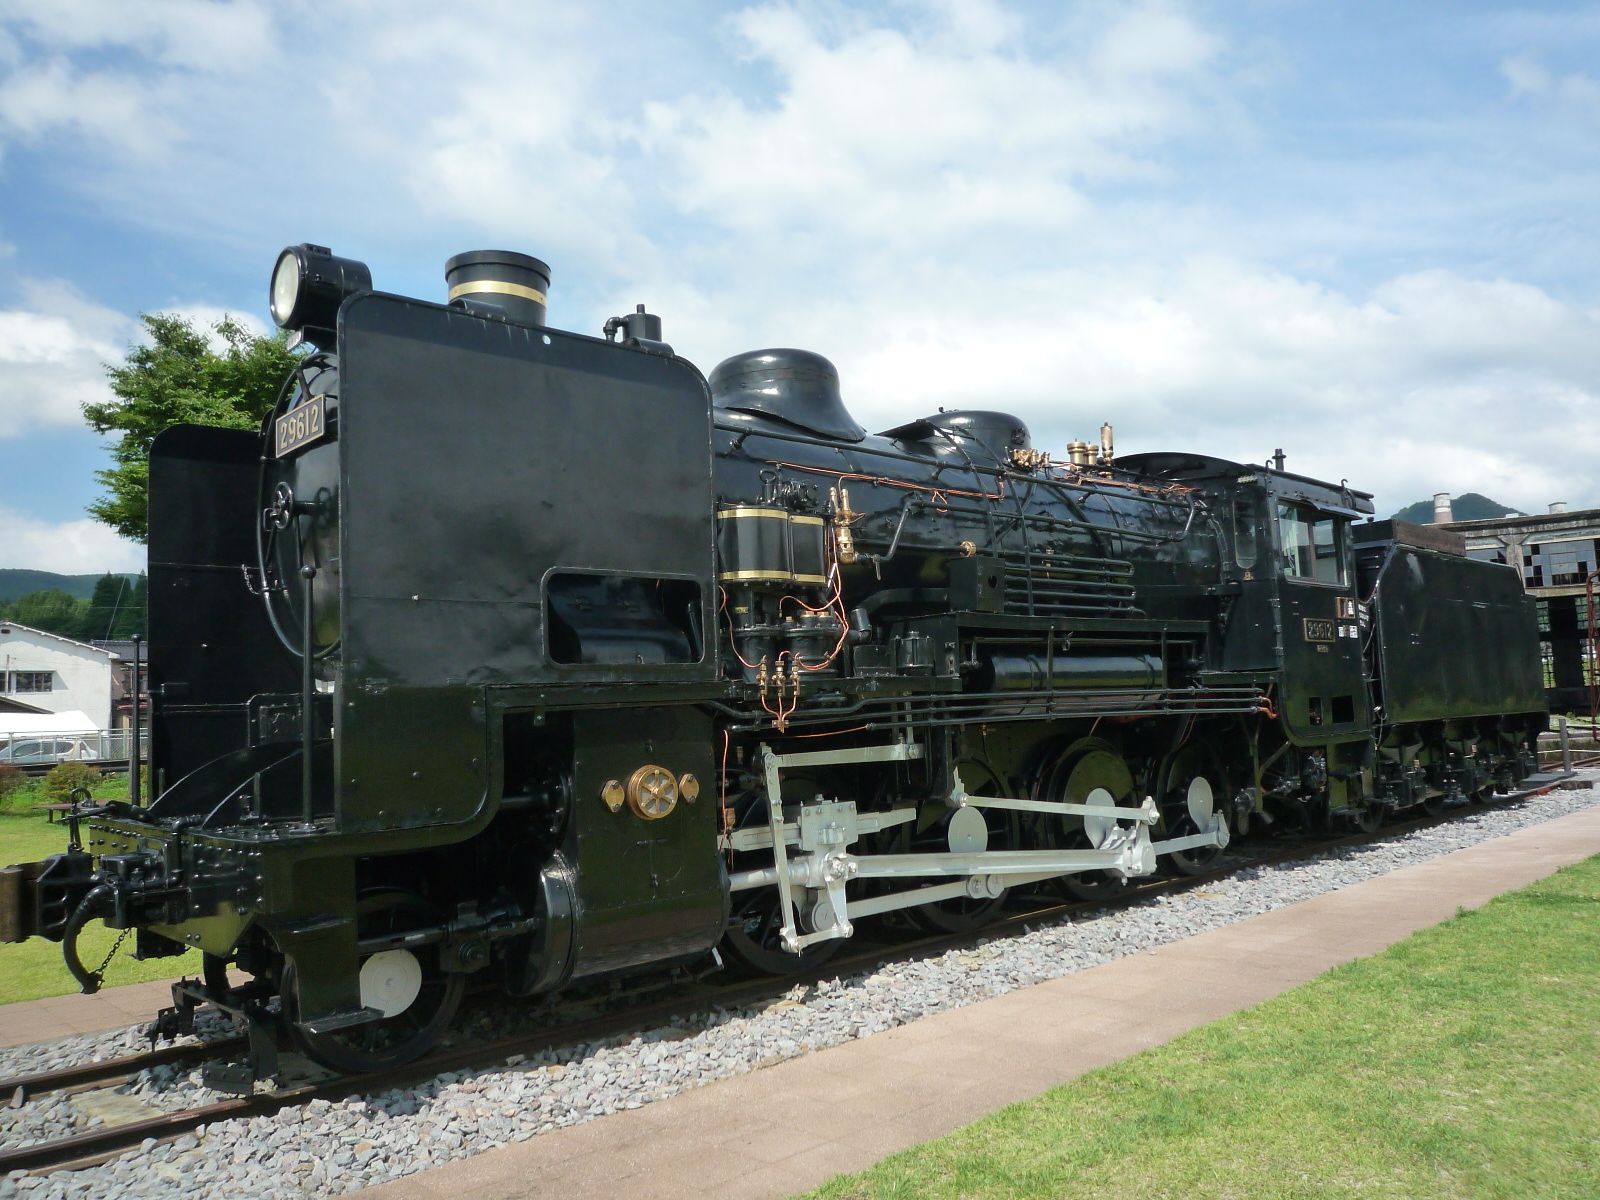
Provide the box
[0,1035,249,1105]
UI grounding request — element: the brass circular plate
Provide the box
[600,779,626,813]
[627,765,678,820]
[679,773,701,803]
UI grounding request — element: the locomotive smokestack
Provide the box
[1432,492,1453,524]
[445,250,551,327]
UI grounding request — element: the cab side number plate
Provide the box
[275,394,328,458]
[1303,617,1335,643]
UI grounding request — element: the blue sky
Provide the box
[1,0,1597,571]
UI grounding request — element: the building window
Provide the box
[10,671,53,693]
[1524,537,1600,589]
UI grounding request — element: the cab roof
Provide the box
[1119,451,1375,517]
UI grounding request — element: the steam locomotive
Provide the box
[0,245,1546,1085]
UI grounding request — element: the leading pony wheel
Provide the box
[289,890,465,1075]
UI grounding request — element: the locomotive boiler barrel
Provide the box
[970,652,1164,694]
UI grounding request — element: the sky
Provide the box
[0,0,1597,573]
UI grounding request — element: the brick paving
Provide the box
[0,978,176,1049]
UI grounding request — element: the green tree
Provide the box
[78,573,129,641]
[3,589,88,637]
[84,314,301,542]
[43,760,99,802]
[113,573,148,640]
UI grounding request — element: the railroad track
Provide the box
[0,771,1576,1178]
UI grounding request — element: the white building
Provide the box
[0,621,116,731]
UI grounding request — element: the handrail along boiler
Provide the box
[0,244,1547,1084]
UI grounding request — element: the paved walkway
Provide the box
[0,977,177,1049]
[362,802,1600,1200]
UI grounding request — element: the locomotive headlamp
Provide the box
[269,243,372,338]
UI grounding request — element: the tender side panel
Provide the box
[1374,546,1545,724]
[335,294,716,833]
[146,425,298,795]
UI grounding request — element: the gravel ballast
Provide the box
[2,774,1596,1199]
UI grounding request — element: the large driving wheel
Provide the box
[290,890,465,1075]
[1036,740,1136,903]
[1157,742,1228,876]
[720,773,843,976]
[905,761,1013,934]
[723,886,844,976]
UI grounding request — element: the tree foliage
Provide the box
[0,574,146,641]
[5,589,83,635]
[43,760,100,802]
[84,314,300,542]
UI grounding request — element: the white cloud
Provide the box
[0,0,1596,525]
[0,280,131,435]
[0,0,275,72]
[0,286,272,438]
[0,58,179,160]
[645,0,1219,248]
[717,255,1600,516]
[0,503,142,573]
[1501,53,1600,118]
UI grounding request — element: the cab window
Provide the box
[1232,498,1259,569]
[1277,501,1345,585]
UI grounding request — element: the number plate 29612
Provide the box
[1302,617,1335,643]
[275,394,328,458]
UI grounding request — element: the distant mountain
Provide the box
[1390,493,1517,524]
[0,570,137,603]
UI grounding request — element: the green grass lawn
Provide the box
[809,854,1600,1200]
[0,777,197,1007]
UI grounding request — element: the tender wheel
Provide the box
[1036,740,1134,903]
[289,890,465,1075]
[1420,791,1448,818]
[906,761,1012,934]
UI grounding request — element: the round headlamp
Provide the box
[269,249,302,328]
[267,243,372,339]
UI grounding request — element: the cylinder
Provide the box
[445,250,551,327]
[970,652,1163,695]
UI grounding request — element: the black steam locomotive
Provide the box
[0,245,1546,1083]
